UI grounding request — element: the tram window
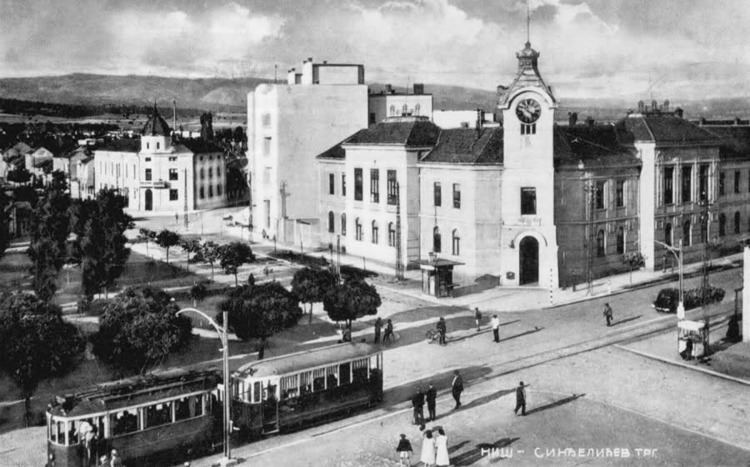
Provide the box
[50,420,65,443]
[326,366,339,388]
[300,371,313,394]
[110,410,139,436]
[145,402,173,428]
[352,358,369,384]
[253,381,261,403]
[281,375,299,400]
[339,362,352,385]
[313,368,326,392]
[68,420,80,444]
[175,395,203,421]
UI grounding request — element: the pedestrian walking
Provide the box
[474,307,482,331]
[436,317,447,345]
[603,303,613,327]
[491,314,500,342]
[420,429,436,467]
[395,433,413,467]
[514,381,527,416]
[451,370,463,409]
[435,428,450,467]
[411,388,425,425]
[426,383,437,421]
[382,319,394,345]
[374,317,382,344]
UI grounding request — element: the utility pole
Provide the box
[279,181,290,242]
[395,181,404,280]
[583,180,599,295]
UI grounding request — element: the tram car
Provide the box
[46,343,383,466]
[230,342,383,439]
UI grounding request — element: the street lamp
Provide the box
[176,308,234,466]
[655,239,685,318]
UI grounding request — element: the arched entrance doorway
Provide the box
[519,236,539,285]
[144,189,153,211]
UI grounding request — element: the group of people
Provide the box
[395,427,450,467]
[411,384,438,426]
[373,317,395,345]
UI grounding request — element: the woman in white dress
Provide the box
[435,428,450,467]
[420,429,436,467]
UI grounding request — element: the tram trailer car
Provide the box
[46,370,221,467]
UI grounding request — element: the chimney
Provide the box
[413,83,424,95]
[568,112,578,126]
[674,107,684,119]
[663,99,670,112]
[637,100,645,113]
[586,116,595,127]
[385,84,393,94]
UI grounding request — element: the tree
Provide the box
[156,229,181,264]
[0,189,10,259]
[323,278,381,336]
[623,251,645,285]
[138,228,155,255]
[219,282,302,359]
[6,165,31,185]
[0,293,84,425]
[91,286,192,375]
[291,267,337,324]
[189,281,209,307]
[219,242,255,286]
[201,241,221,280]
[180,237,202,271]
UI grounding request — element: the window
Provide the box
[341,213,346,236]
[145,157,152,162]
[263,167,271,184]
[169,189,178,201]
[263,137,272,156]
[145,168,152,181]
[616,180,625,207]
[264,200,271,229]
[156,142,160,150]
[169,156,177,162]
[681,167,692,203]
[699,165,709,201]
[452,229,460,256]
[434,182,442,207]
[209,167,213,178]
[175,395,204,421]
[596,230,605,257]
[735,171,741,194]
[355,218,362,241]
[520,187,536,215]
[370,169,379,203]
[387,170,398,205]
[388,223,396,247]
[169,168,178,181]
[217,184,222,196]
[328,211,335,233]
[208,185,213,197]
[371,221,379,244]
[146,142,149,150]
[341,174,346,196]
[262,113,271,127]
[199,187,205,199]
[452,184,461,208]
[200,168,205,180]
[664,223,672,246]
[329,173,335,195]
[663,167,674,205]
[683,220,691,246]
[145,402,173,428]
[354,168,363,201]
[369,113,376,125]
[596,181,606,210]
[616,226,625,254]
[719,213,726,236]
[433,227,441,253]
[521,123,536,135]
[217,166,221,177]
[389,105,396,116]
[735,212,741,234]
[110,409,139,436]
[719,171,725,196]
[339,362,351,385]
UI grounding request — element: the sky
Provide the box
[0,0,748,100]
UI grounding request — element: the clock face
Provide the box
[515,98,542,123]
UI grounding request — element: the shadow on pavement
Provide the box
[459,388,516,412]
[451,437,520,466]
[611,315,642,327]
[525,393,585,416]
[382,365,493,411]
[497,327,544,344]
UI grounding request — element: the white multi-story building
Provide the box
[367,84,433,125]
[246,57,369,244]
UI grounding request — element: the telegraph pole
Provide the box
[395,181,404,280]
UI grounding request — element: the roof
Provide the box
[235,342,379,379]
[179,138,224,154]
[97,138,140,153]
[343,118,440,147]
[498,42,556,107]
[701,125,750,160]
[616,114,720,146]
[554,124,639,168]
[141,105,172,136]
[317,139,347,160]
[420,127,503,164]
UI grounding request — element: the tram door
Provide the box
[261,378,279,434]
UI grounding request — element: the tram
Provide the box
[46,343,383,466]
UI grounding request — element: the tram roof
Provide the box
[234,342,380,379]
[48,369,219,418]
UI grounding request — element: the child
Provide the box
[396,433,413,467]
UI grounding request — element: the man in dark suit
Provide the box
[514,381,527,416]
[451,370,463,409]
[437,317,447,345]
[373,317,382,344]
[426,383,437,421]
[411,388,425,425]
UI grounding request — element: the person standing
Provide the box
[491,314,501,343]
[382,319,394,345]
[514,381,527,416]
[436,317,447,346]
[411,388,425,425]
[395,433,413,467]
[603,303,613,327]
[374,317,382,344]
[451,370,463,409]
[426,383,437,421]
[420,429,436,467]
[474,307,482,331]
[435,428,450,467]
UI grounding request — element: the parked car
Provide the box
[653,288,680,313]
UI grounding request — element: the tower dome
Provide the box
[141,104,172,136]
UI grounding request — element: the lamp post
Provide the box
[655,239,684,318]
[176,308,233,466]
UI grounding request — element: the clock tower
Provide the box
[497,41,559,290]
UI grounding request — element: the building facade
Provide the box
[367,84,433,125]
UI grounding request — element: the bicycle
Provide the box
[425,328,439,343]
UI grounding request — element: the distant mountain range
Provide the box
[0,73,748,122]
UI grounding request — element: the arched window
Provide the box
[683,220,691,246]
[433,227,441,253]
[208,185,213,197]
[616,226,625,254]
[735,211,741,234]
[452,229,460,256]
[199,187,205,199]
[664,223,672,246]
[596,230,605,257]
[388,222,396,247]
[371,221,379,244]
[355,218,362,241]
[719,213,726,236]
[217,166,222,177]
[328,211,335,233]
[341,213,347,236]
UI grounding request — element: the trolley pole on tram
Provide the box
[177,308,234,466]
